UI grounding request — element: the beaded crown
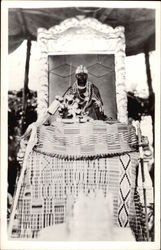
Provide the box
[75,65,88,75]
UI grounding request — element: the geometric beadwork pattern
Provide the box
[88,63,114,78]
[50,62,114,79]
[50,64,76,78]
[10,150,139,238]
[35,122,138,159]
[118,154,131,227]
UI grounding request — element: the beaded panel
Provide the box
[35,122,137,159]
[11,151,138,238]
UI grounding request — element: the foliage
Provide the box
[8,89,37,195]
[127,91,154,121]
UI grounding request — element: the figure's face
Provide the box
[76,73,88,86]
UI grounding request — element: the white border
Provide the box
[1,1,160,250]
[2,1,160,9]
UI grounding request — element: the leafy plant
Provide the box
[8,89,37,196]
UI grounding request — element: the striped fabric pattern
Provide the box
[11,151,139,239]
[35,121,138,159]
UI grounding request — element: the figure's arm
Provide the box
[48,86,73,115]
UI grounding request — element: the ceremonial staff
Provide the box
[136,121,149,241]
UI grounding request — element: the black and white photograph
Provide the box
[1,1,160,250]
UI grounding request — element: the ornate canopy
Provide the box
[9,7,155,55]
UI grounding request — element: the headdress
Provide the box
[75,65,88,75]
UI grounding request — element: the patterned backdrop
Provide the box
[48,54,117,119]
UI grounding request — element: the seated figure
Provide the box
[57,65,109,121]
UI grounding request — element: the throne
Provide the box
[9,17,150,240]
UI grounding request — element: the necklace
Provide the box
[72,81,92,111]
[77,82,92,114]
[77,85,86,90]
[77,82,89,100]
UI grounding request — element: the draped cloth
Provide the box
[9,121,147,240]
[34,121,138,159]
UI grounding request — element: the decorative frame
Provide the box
[37,17,127,123]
